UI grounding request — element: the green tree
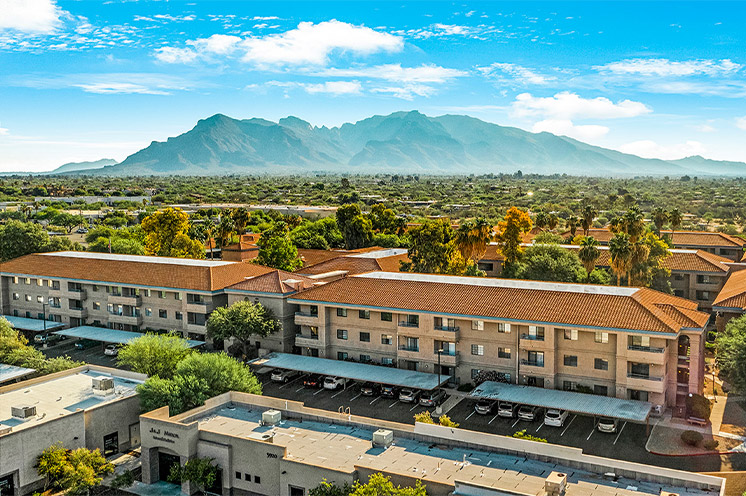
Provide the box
[669,207,682,245]
[255,225,303,271]
[495,207,532,268]
[566,215,579,237]
[0,318,81,374]
[231,207,251,235]
[344,214,373,250]
[37,444,113,495]
[651,207,669,236]
[141,207,205,258]
[336,204,361,235]
[117,332,193,379]
[578,236,601,280]
[168,457,219,493]
[717,315,746,392]
[310,479,351,496]
[206,300,281,358]
[400,219,455,274]
[350,473,426,496]
[0,220,49,261]
[581,203,597,236]
[455,218,493,262]
[369,203,406,235]
[506,244,587,283]
[609,233,632,285]
[89,237,145,255]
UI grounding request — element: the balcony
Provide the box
[68,307,88,319]
[295,333,320,347]
[108,294,142,306]
[185,322,206,334]
[398,321,420,328]
[67,289,87,300]
[435,351,460,367]
[626,373,666,393]
[397,345,420,360]
[109,313,142,326]
[186,302,209,314]
[520,359,545,368]
[520,334,547,350]
[294,312,319,326]
[627,345,667,365]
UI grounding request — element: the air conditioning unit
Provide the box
[247,431,274,443]
[0,424,12,435]
[372,429,393,449]
[262,410,282,426]
[661,492,679,496]
[92,376,115,395]
[12,405,37,420]
[545,472,567,496]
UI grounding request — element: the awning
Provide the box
[1,315,65,332]
[250,352,449,390]
[0,363,36,384]
[53,326,205,348]
[470,381,652,423]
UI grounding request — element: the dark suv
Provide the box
[381,385,401,398]
[360,382,382,396]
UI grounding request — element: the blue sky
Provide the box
[1,0,746,171]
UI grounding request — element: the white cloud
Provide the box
[0,126,8,136]
[315,64,465,83]
[252,16,279,21]
[532,119,609,141]
[370,83,436,100]
[618,140,706,160]
[74,82,170,95]
[478,63,555,85]
[0,0,64,33]
[512,92,651,119]
[695,124,716,133]
[596,58,741,77]
[736,117,746,131]
[412,23,479,39]
[265,80,362,95]
[155,20,403,67]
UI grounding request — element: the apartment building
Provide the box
[0,252,313,352]
[289,272,709,408]
[139,392,724,496]
[713,267,746,332]
[0,365,146,496]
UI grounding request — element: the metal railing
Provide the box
[627,373,662,381]
[398,345,419,352]
[520,333,545,341]
[434,325,460,332]
[398,321,419,328]
[295,312,318,318]
[520,359,544,367]
[627,345,665,353]
[295,333,319,340]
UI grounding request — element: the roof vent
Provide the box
[545,472,567,496]
[661,492,680,496]
[247,431,274,443]
[262,409,282,426]
[372,429,393,449]
[92,376,115,395]
[0,424,12,435]
[12,405,37,420]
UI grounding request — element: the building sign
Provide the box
[149,427,180,444]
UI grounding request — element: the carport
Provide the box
[52,326,205,347]
[2,315,65,333]
[0,363,35,385]
[470,381,653,433]
[250,352,450,390]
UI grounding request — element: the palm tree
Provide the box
[578,236,600,278]
[231,207,250,235]
[204,221,216,260]
[623,206,645,243]
[566,216,579,238]
[609,233,632,286]
[216,216,235,257]
[669,208,682,246]
[455,221,476,260]
[547,213,559,232]
[471,218,493,261]
[608,215,623,234]
[534,211,548,231]
[629,241,651,286]
[455,218,493,261]
[651,207,668,237]
[581,204,597,237]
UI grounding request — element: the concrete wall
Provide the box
[84,394,141,453]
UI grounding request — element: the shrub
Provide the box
[703,439,719,451]
[110,470,135,489]
[512,430,547,443]
[438,415,459,428]
[681,430,703,446]
[414,411,435,424]
[686,394,712,420]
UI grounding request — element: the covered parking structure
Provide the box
[52,326,205,347]
[0,363,36,384]
[250,352,450,390]
[471,381,653,432]
[1,315,65,333]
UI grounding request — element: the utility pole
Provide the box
[437,348,443,387]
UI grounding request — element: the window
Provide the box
[159,291,166,299]
[628,389,649,402]
[24,277,30,285]
[434,317,456,330]
[472,320,484,330]
[337,352,348,360]
[12,293,18,300]
[403,337,419,351]
[93,302,100,310]
[92,284,99,291]
[25,311,30,318]
[174,292,182,300]
[477,262,494,272]
[564,355,578,367]
[12,276,17,284]
[159,309,167,319]
[290,486,305,496]
[359,331,370,342]
[696,290,711,301]
[471,344,484,356]
[527,326,544,340]
[594,358,609,371]
[235,472,241,480]
[595,331,609,344]
[358,309,370,319]
[337,329,348,340]
[25,295,31,302]
[176,311,183,321]
[360,354,371,363]
[37,295,44,303]
[37,312,44,319]
[12,310,17,316]
[697,274,712,284]
[498,347,511,359]
[336,308,347,317]
[674,289,685,297]
[498,323,511,333]
[471,369,482,379]
[629,362,650,378]
[564,329,578,341]
[594,385,609,396]
[563,381,578,391]
[402,314,419,327]
[145,308,152,317]
[244,474,251,481]
[381,357,394,365]
[254,476,261,484]
[36,278,43,286]
[381,334,393,345]
[103,432,119,457]
[381,312,392,322]
[628,335,650,349]
[309,326,319,339]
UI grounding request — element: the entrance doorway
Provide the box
[0,473,15,496]
[103,432,119,457]
[158,453,181,483]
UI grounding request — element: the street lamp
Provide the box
[437,348,443,387]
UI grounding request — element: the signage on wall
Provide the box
[149,427,180,444]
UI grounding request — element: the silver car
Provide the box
[399,388,421,403]
[419,389,446,406]
[597,417,619,433]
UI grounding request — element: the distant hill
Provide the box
[92,111,746,177]
[47,159,118,174]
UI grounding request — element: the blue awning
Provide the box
[53,326,205,348]
[249,352,449,389]
[470,381,652,423]
[1,315,65,332]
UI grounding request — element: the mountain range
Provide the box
[59,111,746,177]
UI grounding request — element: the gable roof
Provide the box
[0,251,274,292]
[226,270,317,294]
[713,269,746,311]
[291,271,708,334]
[296,248,409,276]
[567,228,746,248]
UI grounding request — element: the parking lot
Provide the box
[39,339,120,368]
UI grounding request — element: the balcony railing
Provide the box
[520,359,544,367]
[435,350,458,357]
[295,333,319,340]
[628,345,665,353]
[398,321,419,328]
[398,345,419,352]
[627,373,662,381]
[520,334,545,341]
[295,312,317,318]
[434,325,460,332]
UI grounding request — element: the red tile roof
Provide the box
[568,228,746,248]
[713,269,746,310]
[226,270,317,294]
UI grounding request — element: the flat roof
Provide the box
[0,363,35,384]
[470,381,652,423]
[250,352,449,389]
[0,368,142,433]
[1,315,65,332]
[40,251,233,267]
[350,248,408,259]
[53,326,205,348]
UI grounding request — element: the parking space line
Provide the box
[465,411,476,421]
[295,386,305,393]
[488,414,499,424]
[409,403,420,412]
[370,397,381,405]
[613,421,627,445]
[511,418,521,428]
[535,422,544,433]
[560,415,577,436]
[350,393,362,402]
[586,424,596,441]
[388,400,400,409]
[313,388,326,396]
[331,389,347,399]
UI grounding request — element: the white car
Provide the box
[517,405,542,421]
[597,417,619,433]
[544,409,569,427]
[104,344,119,356]
[497,401,518,418]
[270,369,301,383]
[323,376,348,390]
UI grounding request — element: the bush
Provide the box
[438,415,459,428]
[512,430,547,443]
[681,430,703,446]
[686,394,712,420]
[703,439,719,451]
[414,411,435,424]
[110,470,135,489]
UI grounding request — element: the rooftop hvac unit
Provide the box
[0,424,12,435]
[372,429,393,449]
[262,409,282,426]
[92,376,115,395]
[11,405,37,420]
[247,431,274,443]
[545,472,567,496]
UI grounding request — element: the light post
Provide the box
[437,348,443,387]
[42,301,48,333]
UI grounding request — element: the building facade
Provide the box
[289,272,709,409]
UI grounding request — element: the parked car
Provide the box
[103,344,119,356]
[270,369,301,383]
[34,333,62,344]
[399,388,421,403]
[74,339,97,350]
[360,382,382,396]
[497,401,518,418]
[381,385,401,398]
[517,405,542,421]
[76,228,88,234]
[544,409,569,427]
[474,399,497,415]
[323,376,348,390]
[597,417,619,433]
[419,389,446,407]
[303,374,324,388]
